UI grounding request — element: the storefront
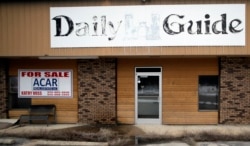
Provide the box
[0,0,249,125]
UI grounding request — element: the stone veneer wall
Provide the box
[0,60,7,118]
[220,57,250,124]
[78,59,116,124]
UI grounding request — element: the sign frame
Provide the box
[50,4,245,48]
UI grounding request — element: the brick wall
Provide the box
[0,60,7,118]
[220,57,250,124]
[78,59,116,124]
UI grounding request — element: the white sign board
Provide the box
[18,70,73,98]
[50,4,245,47]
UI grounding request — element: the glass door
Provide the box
[136,71,162,124]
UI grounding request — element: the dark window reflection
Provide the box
[136,68,161,72]
[8,77,31,109]
[198,76,219,110]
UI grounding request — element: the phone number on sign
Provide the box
[47,91,70,96]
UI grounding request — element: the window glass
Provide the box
[8,76,31,109]
[198,76,219,110]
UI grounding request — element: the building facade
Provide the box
[0,0,249,125]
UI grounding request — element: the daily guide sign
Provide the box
[50,4,245,47]
[18,70,73,98]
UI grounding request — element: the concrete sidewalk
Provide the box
[2,118,250,135]
[3,122,250,137]
[1,119,250,146]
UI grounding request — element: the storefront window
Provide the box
[198,75,219,110]
[8,76,31,109]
